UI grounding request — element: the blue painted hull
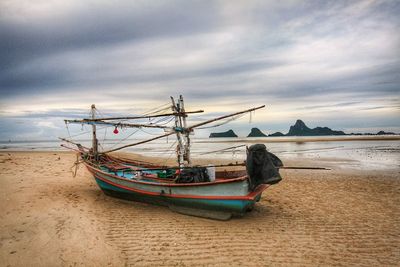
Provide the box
[83,160,269,220]
[95,177,260,217]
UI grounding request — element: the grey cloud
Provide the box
[2,0,399,97]
[296,102,362,110]
[0,0,220,69]
[1,0,400,140]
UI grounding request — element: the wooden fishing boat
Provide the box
[62,96,283,220]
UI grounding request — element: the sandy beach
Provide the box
[1,151,399,266]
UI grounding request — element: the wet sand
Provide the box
[1,151,399,266]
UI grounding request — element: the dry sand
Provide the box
[1,151,399,266]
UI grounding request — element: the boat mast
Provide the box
[171,97,185,168]
[91,104,98,160]
[179,95,191,165]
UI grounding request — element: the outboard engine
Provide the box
[246,144,283,190]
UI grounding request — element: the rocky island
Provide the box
[209,129,238,138]
[268,132,285,137]
[286,120,345,136]
[376,130,396,135]
[247,128,267,137]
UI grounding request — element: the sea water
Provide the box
[1,136,399,171]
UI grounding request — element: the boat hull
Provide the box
[87,163,268,220]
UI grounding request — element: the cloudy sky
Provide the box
[0,0,399,140]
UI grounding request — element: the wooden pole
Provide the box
[108,162,331,172]
[179,95,191,165]
[171,96,185,168]
[59,137,90,151]
[91,104,98,160]
[65,120,171,129]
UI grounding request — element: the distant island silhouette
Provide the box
[209,119,397,138]
[286,119,345,136]
[247,128,267,137]
[349,130,396,136]
[268,132,285,137]
[245,120,345,137]
[209,129,238,138]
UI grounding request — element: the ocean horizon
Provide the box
[2,135,399,171]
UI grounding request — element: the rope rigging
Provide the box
[139,102,171,116]
[196,113,247,129]
[139,127,166,136]
[161,139,179,166]
[65,122,108,138]
[64,104,176,153]
[196,144,247,155]
[62,98,265,163]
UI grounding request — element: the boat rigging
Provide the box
[64,96,265,168]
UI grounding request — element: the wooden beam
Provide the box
[64,120,172,129]
[75,110,204,122]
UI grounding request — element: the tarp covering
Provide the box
[246,144,282,190]
[175,167,210,183]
